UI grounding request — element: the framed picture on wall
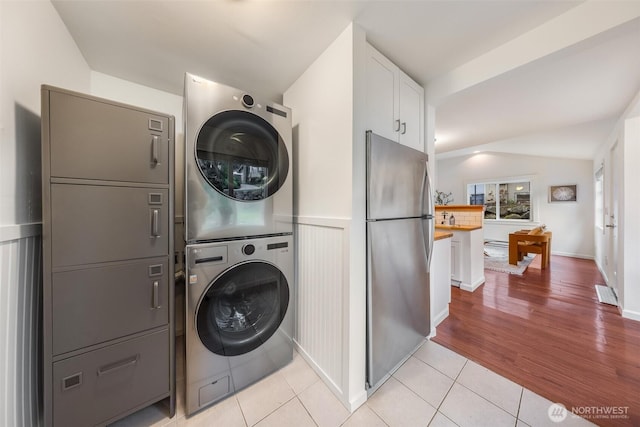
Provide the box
[549,184,577,202]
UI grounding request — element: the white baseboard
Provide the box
[551,251,594,260]
[622,309,640,322]
[293,340,367,412]
[460,276,485,292]
[432,307,449,328]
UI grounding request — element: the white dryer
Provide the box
[184,73,292,242]
[184,235,293,415]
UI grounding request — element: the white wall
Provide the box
[436,152,595,258]
[284,23,367,411]
[284,31,355,219]
[622,115,640,320]
[0,0,90,230]
[593,86,640,321]
[90,71,184,217]
[0,1,90,425]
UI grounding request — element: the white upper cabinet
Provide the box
[366,43,424,152]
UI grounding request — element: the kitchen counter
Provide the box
[435,224,482,231]
[435,231,453,241]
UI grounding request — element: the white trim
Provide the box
[551,251,594,260]
[432,307,450,328]
[460,276,485,292]
[0,223,42,243]
[622,309,640,323]
[293,215,351,229]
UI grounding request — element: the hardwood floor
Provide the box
[433,255,640,426]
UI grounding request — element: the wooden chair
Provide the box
[508,229,552,269]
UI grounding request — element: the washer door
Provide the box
[196,110,289,201]
[196,261,289,356]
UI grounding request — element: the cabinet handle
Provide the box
[395,119,401,132]
[151,209,160,237]
[97,354,139,377]
[152,280,161,309]
[401,122,407,135]
[151,135,159,165]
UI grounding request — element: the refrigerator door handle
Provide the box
[423,167,435,272]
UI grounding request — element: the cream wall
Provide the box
[436,152,595,258]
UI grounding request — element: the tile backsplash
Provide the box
[435,206,483,226]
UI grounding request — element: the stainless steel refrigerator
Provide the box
[366,131,434,392]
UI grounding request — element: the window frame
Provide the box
[465,175,536,224]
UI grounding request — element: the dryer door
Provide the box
[196,261,289,356]
[196,111,289,201]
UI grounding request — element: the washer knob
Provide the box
[243,244,255,256]
[242,94,255,108]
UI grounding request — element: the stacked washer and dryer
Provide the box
[183,73,294,415]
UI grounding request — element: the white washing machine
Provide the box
[184,235,293,416]
[184,73,293,243]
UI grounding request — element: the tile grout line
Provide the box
[391,354,467,426]
[455,380,519,422]
[515,388,524,426]
[293,395,320,427]
[431,358,467,426]
[362,401,391,427]
[234,394,250,427]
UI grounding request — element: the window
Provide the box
[467,179,533,221]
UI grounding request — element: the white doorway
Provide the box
[606,141,620,296]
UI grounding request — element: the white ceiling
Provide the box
[52,0,640,160]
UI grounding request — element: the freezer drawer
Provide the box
[52,258,169,355]
[48,90,170,184]
[52,329,169,427]
[51,184,169,267]
[367,218,430,390]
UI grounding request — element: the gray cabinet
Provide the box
[42,85,175,426]
[48,90,170,184]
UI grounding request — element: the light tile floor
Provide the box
[110,339,596,427]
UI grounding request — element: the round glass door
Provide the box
[196,261,289,356]
[196,111,289,201]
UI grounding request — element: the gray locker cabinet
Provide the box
[48,90,170,184]
[52,329,169,427]
[41,85,175,427]
[52,258,169,355]
[51,184,169,267]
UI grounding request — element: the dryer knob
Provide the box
[243,244,255,256]
[242,94,255,108]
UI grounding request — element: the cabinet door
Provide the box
[48,90,170,184]
[366,44,398,142]
[51,184,169,267]
[398,73,424,152]
[451,240,461,282]
[52,258,169,355]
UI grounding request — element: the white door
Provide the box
[398,73,424,152]
[366,45,398,142]
[607,141,620,294]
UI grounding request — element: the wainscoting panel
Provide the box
[294,219,348,392]
[0,226,42,427]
